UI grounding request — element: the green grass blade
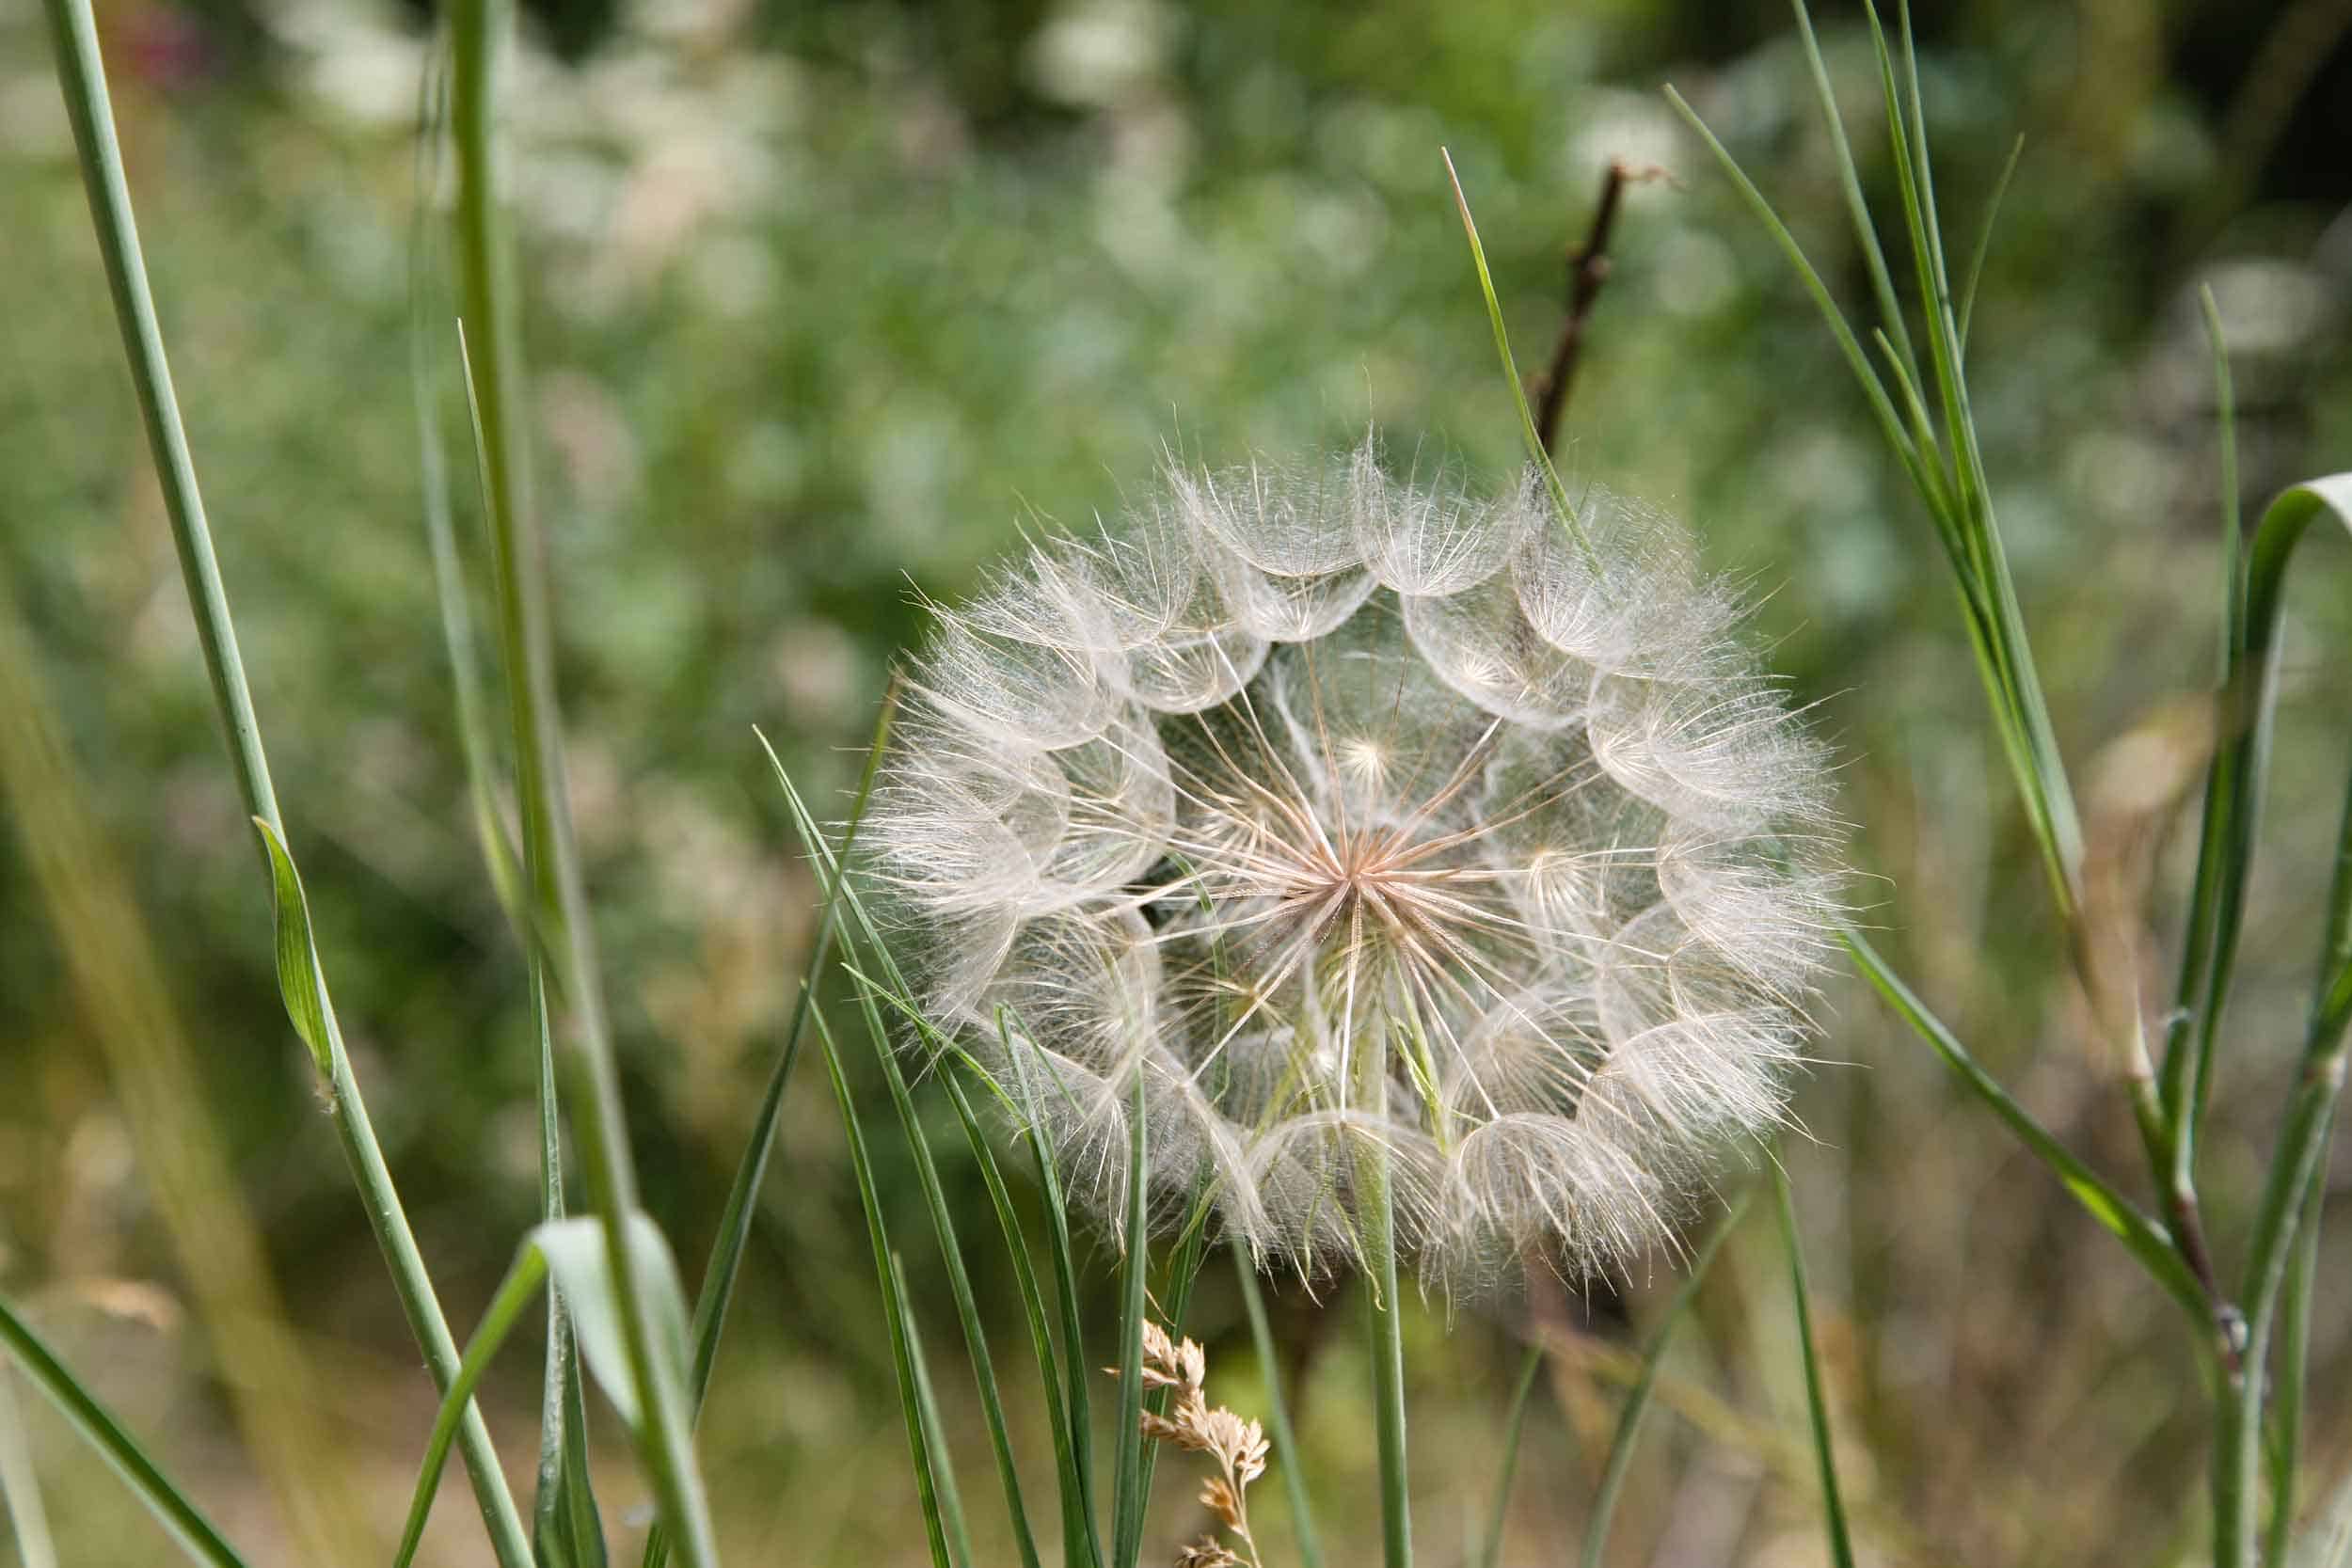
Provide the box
[448,0,716,1546]
[1772,1165,1855,1568]
[947,1055,1103,1568]
[1438,150,1595,562]
[532,969,609,1568]
[898,1252,977,1568]
[1843,929,2214,1330]
[771,800,1045,1568]
[812,1002,955,1568]
[1956,135,2024,350]
[1786,0,1918,378]
[1661,88,1927,498]
[640,700,896,1568]
[1477,1344,1541,1568]
[685,693,895,1407]
[0,1296,249,1568]
[2178,472,2352,1144]
[0,1370,57,1568]
[396,1246,552,1568]
[1581,1192,1751,1568]
[2266,1148,2328,1567]
[1232,1243,1322,1568]
[1111,1073,1152,1568]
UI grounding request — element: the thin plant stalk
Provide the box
[1476,1344,1541,1568]
[447,1,719,1558]
[1581,1194,1751,1568]
[1359,1061,1412,1568]
[1773,1165,1855,1568]
[35,0,531,1557]
[1232,1245,1323,1568]
[0,1295,249,1568]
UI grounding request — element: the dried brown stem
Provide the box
[1530,160,1644,455]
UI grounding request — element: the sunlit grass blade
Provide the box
[0,1367,58,1568]
[640,699,897,1568]
[1232,1243,1322,1568]
[1580,1192,1751,1568]
[766,768,1045,1568]
[1476,1343,1541,1568]
[811,1002,955,1568]
[898,1251,977,1568]
[1437,149,1587,546]
[952,1046,1104,1568]
[1841,929,2213,1330]
[0,1294,248,1568]
[1111,1074,1152,1568]
[1772,1165,1855,1568]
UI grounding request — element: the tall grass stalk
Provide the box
[1674,4,2352,1560]
[34,0,532,1558]
[447,0,721,1557]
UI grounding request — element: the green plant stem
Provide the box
[1358,1067,1411,1568]
[1581,1194,1751,1568]
[1232,1246,1322,1568]
[0,1295,249,1568]
[448,1,717,1560]
[1773,1165,1855,1568]
[37,2,530,1558]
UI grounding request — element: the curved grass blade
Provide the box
[811,1002,955,1568]
[1580,1191,1751,1568]
[1842,929,2214,1333]
[0,1294,248,1568]
[2173,474,2352,1154]
[1232,1243,1323,1568]
[1477,1344,1541,1568]
[1772,1166,1855,1568]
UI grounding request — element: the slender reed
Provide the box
[34,0,531,1558]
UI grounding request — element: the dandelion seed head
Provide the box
[865,436,1843,1291]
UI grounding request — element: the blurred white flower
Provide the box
[866,439,1841,1287]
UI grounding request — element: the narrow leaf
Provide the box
[252,820,332,1078]
[1581,1192,1750,1568]
[1842,929,2215,1332]
[395,1246,552,1568]
[1772,1165,1855,1568]
[535,1215,695,1436]
[1477,1344,1542,1568]
[1232,1244,1322,1568]
[0,1293,249,1568]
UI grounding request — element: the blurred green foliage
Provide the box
[1,0,2349,1562]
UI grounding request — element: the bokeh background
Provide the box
[3,0,2350,1562]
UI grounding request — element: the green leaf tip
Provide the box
[253,817,332,1080]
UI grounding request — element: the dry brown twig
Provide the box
[1111,1321,1270,1568]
